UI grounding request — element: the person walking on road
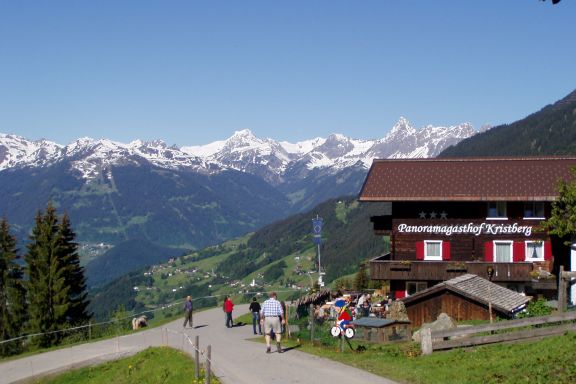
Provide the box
[249,297,262,335]
[183,295,194,328]
[260,291,284,353]
[223,295,234,328]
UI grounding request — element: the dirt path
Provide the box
[1,304,399,384]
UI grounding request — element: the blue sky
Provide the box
[0,1,573,147]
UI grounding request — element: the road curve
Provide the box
[0,304,398,384]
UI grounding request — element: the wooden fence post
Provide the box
[421,328,432,355]
[285,304,290,339]
[309,304,315,342]
[195,335,200,381]
[205,345,211,384]
[559,266,566,312]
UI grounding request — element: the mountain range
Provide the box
[0,117,474,286]
[0,117,475,248]
[1,117,474,182]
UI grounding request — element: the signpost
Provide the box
[312,215,324,287]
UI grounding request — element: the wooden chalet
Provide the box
[401,274,531,327]
[358,157,576,300]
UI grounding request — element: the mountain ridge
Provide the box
[1,117,476,184]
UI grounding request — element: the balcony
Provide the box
[370,256,534,283]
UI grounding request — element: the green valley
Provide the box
[88,197,390,320]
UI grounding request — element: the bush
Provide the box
[517,298,553,318]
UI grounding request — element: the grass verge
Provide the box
[32,346,219,384]
[287,327,576,384]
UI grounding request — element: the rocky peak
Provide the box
[387,117,416,141]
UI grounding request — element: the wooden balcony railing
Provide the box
[370,259,534,282]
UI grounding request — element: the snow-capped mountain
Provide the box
[0,118,475,184]
[188,118,475,183]
[366,117,476,159]
[0,134,64,169]
[0,134,214,176]
[182,129,297,184]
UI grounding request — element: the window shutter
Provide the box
[484,241,493,262]
[442,241,451,260]
[544,241,553,261]
[416,241,424,260]
[513,241,525,262]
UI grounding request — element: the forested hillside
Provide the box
[85,239,188,287]
[0,163,291,249]
[215,196,390,283]
[439,89,576,157]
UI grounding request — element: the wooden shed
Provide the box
[352,317,411,344]
[401,274,531,328]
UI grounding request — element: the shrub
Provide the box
[517,298,553,318]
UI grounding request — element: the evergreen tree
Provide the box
[0,218,27,356]
[57,214,91,323]
[25,205,70,347]
[353,262,370,291]
[542,167,576,244]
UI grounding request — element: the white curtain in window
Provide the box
[527,243,543,259]
[495,243,511,262]
[426,242,441,257]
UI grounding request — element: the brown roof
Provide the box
[402,274,531,315]
[358,157,576,202]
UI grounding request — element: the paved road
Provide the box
[1,304,398,384]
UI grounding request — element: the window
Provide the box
[487,202,507,219]
[523,202,545,219]
[494,241,513,262]
[525,241,544,261]
[424,240,442,260]
[406,281,428,296]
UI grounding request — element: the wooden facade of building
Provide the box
[359,157,576,301]
[401,274,530,327]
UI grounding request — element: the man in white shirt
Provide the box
[260,291,285,353]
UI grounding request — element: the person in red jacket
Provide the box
[223,295,234,328]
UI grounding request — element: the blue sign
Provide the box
[312,216,323,245]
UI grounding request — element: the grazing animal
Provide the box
[132,315,148,330]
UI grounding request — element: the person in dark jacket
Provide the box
[183,295,194,328]
[249,297,262,335]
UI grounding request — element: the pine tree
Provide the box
[542,167,576,243]
[353,262,370,291]
[25,205,70,347]
[0,218,27,356]
[57,214,91,323]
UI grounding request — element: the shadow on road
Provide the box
[281,345,302,353]
[231,322,247,327]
